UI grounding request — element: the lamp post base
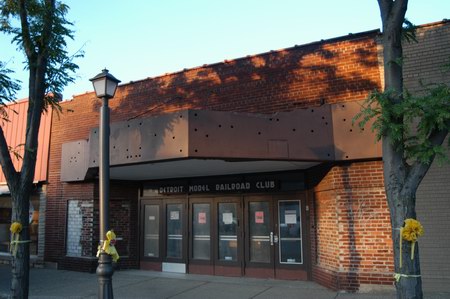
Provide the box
[97,252,114,299]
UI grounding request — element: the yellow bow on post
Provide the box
[97,230,120,262]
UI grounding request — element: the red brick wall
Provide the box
[45,32,383,275]
[309,161,393,291]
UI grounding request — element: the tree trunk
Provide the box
[10,191,31,299]
[387,191,423,299]
[377,1,424,296]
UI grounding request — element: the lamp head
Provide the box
[90,69,121,99]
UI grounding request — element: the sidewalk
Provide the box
[0,265,447,299]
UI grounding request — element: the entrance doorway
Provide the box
[140,193,309,280]
[244,195,307,279]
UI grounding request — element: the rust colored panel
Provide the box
[62,104,382,183]
[244,267,275,279]
[188,264,214,275]
[275,268,308,280]
[188,108,335,161]
[214,265,242,277]
[88,110,189,168]
[331,101,382,160]
[0,100,52,184]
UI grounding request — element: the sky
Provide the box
[1,0,449,100]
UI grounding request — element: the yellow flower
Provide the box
[402,218,424,242]
[10,222,22,234]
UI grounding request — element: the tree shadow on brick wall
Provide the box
[106,32,381,121]
[84,33,382,181]
[341,164,361,291]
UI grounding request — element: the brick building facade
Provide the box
[1,21,448,292]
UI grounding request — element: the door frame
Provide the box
[188,197,214,274]
[243,195,276,278]
[139,198,163,270]
[162,198,188,264]
[272,193,310,280]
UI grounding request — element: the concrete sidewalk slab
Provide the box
[0,265,448,299]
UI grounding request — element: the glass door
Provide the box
[217,202,239,262]
[244,196,275,278]
[143,203,161,258]
[166,203,184,259]
[277,200,303,265]
[214,197,242,276]
[192,202,211,260]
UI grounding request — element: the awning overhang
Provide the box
[60,101,381,182]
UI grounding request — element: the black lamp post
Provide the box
[90,69,121,299]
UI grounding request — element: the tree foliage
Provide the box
[0,1,82,297]
[354,82,450,164]
[1,0,82,110]
[0,62,20,108]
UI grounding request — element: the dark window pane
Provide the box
[192,203,210,260]
[144,205,159,258]
[278,201,302,264]
[218,203,238,261]
[249,202,270,263]
[167,204,183,259]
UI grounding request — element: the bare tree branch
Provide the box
[377,0,392,28]
[18,0,36,60]
[0,126,19,188]
[404,128,449,193]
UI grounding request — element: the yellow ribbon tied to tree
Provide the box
[97,230,120,262]
[399,218,424,268]
[10,222,24,257]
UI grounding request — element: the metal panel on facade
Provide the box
[88,110,189,169]
[0,100,52,183]
[61,102,381,182]
[331,102,382,160]
[60,140,89,182]
[187,108,335,161]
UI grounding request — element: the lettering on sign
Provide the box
[256,181,276,189]
[159,186,184,194]
[189,184,210,192]
[215,182,250,191]
[154,180,279,194]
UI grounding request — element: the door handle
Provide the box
[270,232,274,246]
[274,235,279,244]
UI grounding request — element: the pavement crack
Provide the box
[165,281,209,298]
[249,286,273,299]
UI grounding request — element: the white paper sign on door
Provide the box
[285,210,297,224]
[170,210,180,220]
[222,212,233,224]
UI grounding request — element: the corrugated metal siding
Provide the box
[0,100,52,183]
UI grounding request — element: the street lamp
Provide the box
[90,69,121,299]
